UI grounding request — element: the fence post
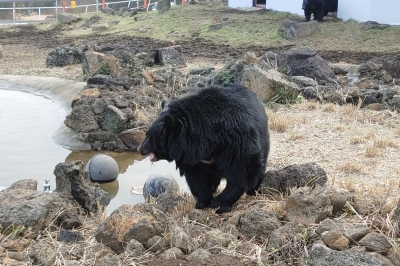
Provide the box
[102,0,105,9]
[144,0,147,9]
[62,0,66,13]
[13,2,16,21]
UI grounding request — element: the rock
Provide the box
[268,221,306,249]
[65,104,99,132]
[359,233,392,255]
[82,15,101,27]
[101,7,115,15]
[46,45,86,67]
[171,226,192,254]
[100,105,128,133]
[9,179,37,190]
[290,76,318,87]
[1,238,30,251]
[352,194,382,215]
[201,229,236,249]
[2,257,27,266]
[0,179,77,231]
[316,218,371,243]
[143,173,180,201]
[383,55,400,78]
[28,241,57,266]
[160,247,183,259]
[278,20,320,40]
[156,45,186,66]
[54,161,111,213]
[283,185,334,224]
[57,13,79,23]
[86,154,119,182]
[82,51,122,79]
[235,65,300,101]
[368,252,395,266]
[108,20,120,26]
[87,74,134,90]
[321,230,349,251]
[144,235,168,253]
[154,192,184,213]
[189,66,215,76]
[388,96,400,110]
[119,129,145,151]
[94,204,167,253]
[57,229,84,243]
[260,162,328,194]
[125,239,145,256]
[97,253,121,266]
[92,25,108,31]
[240,204,281,239]
[361,21,390,30]
[359,61,385,80]
[277,46,335,82]
[307,243,385,265]
[71,87,101,107]
[188,248,211,260]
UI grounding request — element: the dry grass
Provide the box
[341,162,363,174]
[374,138,398,148]
[267,110,290,133]
[322,103,335,112]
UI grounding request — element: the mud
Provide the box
[0,24,396,65]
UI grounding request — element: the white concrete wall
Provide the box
[228,0,253,8]
[267,0,304,15]
[337,0,372,23]
[369,0,400,25]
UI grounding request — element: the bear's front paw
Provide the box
[195,199,212,209]
[210,199,232,214]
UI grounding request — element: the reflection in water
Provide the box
[65,151,189,212]
[0,89,188,213]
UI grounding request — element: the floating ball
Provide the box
[86,154,119,183]
[143,173,179,201]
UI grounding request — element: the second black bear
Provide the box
[138,84,270,214]
[302,0,338,22]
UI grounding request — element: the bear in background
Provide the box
[138,84,270,214]
[302,0,338,22]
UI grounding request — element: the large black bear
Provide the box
[302,0,338,22]
[138,84,270,213]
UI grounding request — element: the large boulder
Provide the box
[64,104,100,132]
[278,20,320,40]
[0,179,80,231]
[46,45,86,67]
[259,162,328,194]
[307,243,386,266]
[99,105,128,134]
[155,45,186,66]
[277,46,335,82]
[82,51,123,79]
[94,204,167,253]
[383,54,400,78]
[283,185,348,224]
[54,161,111,213]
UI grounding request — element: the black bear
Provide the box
[138,84,270,214]
[302,0,338,22]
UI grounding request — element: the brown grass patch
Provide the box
[267,111,290,133]
[365,147,380,158]
[323,103,335,112]
[340,162,363,174]
[289,133,308,141]
[373,138,398,148]
[350,137,365,144]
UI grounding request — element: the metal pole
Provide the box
[96,0,99,12]
[13,2,16,22]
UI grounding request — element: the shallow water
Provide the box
[0,89,188,212]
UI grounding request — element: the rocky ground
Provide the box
[1,2,400,266]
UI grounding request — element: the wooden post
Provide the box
[102,0,105,9]
[62,0,66,13]
[182,0,184,4]
[144,0,147,9]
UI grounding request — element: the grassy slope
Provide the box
[37,3,400,54]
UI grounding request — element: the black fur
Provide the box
[302,0,337,22]
[138,84,270,214]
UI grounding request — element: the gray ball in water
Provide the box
[143,173,179,201]
[86,154,119,183]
